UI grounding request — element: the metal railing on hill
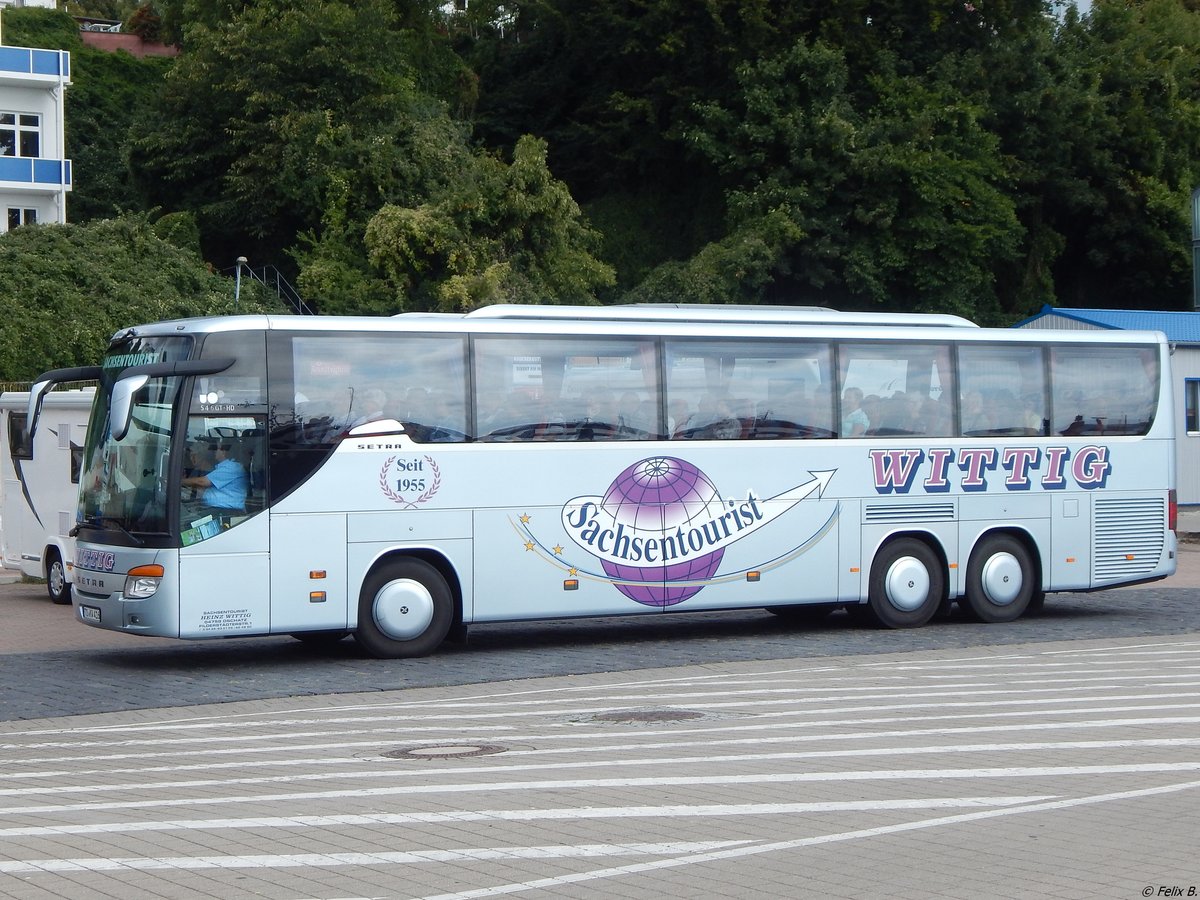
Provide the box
[243,265,315,316]
[1,381,94,394]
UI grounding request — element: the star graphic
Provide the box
[524,541,534,551]
[553,545,563,554]
[519,513,531,524]
[568,567,578,576]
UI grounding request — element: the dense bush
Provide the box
[0,217,282,382]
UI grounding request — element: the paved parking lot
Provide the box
[0,544,1195,897]
[0,637,1196,899]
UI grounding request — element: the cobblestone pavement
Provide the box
[0,547,1193,897]
[0,542,1197,722]
[0,637,1195,899]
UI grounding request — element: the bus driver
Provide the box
[181,442,248,515]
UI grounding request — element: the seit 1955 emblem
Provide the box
[378,455,441,508]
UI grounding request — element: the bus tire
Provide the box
[1024,589,1047,617]
[355,558,453,659]
[866,537,943,629]
[964,534,1035,623]
[45,549,70,605]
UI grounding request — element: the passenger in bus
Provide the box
[900,391,928,434]
[667,399,692,436]
[961,390,989,435]
[405,389,464,442]
[922,396,953,436]
[181,443,248,515]
[690,393,740,439]
[841,387,869,437]
[1021,394,1046,435]
[581,391,619,439]
[861,394,882,432]
[350,388,388,428]
[1061,414,1087,436]
[616,391,644,434]
[874,391,912,434]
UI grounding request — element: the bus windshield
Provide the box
[77,335,193,541]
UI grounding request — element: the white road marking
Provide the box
[0,841,752,875]
[416,778,1200,899]
[0,761,1197,817]
[0,736,1197,791]
[0,796,1058,838]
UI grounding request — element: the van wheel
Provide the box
[45,550,70,605]
[866,538,943,628]
[965,534,1034,623]
[355,558,453,659]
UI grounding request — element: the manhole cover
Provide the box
[382,744,506,760]
[590,708,705,725]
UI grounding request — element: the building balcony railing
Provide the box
[0,47,70,86]
[0,157,72,189]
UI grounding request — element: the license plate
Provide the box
[79,605,101,623]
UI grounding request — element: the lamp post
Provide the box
[234,256,248,308]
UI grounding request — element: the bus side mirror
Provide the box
[110,374,150,442]
[25,378,54,440]
[25,365,102,448]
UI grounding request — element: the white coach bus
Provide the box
[26,305,1176,657]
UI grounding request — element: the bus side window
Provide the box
[1049,346,1155,437]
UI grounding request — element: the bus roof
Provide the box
[462,303,980,329]
[108,310,1170,349]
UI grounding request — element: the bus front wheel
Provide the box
[866,538,943,629]
[45,549,70,605]
[964,534,1035,623]
[355,558,454,659]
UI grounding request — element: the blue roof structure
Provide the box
[1013,305,1200,344]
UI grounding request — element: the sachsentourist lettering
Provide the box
[564,496,764,567]
[102,351,164,370]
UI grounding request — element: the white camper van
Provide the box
[0,389,93,603]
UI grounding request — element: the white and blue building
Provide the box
[1016,305,1200,511]
[0,6,70,233]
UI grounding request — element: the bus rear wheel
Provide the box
[355,558,453,659]
[866,537,943,629]
[45,549,70,605]
[964,534,1034,623]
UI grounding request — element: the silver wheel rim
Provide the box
[884,556,931,612]
[373,578,435,641]
[48,562,64,597]
[980,551,1022,606]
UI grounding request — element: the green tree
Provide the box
[131,0,455,262]
[463,1,1054,307]
[361,136,614,312]
[0,217,283,382]
[133,0,604,314]
[1042,0,1200,309]
[669,41,1020,318]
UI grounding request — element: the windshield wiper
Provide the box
[71,517,145,546]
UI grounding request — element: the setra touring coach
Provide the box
[27,304,1176,657]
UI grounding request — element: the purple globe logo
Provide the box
[599,457,727,607]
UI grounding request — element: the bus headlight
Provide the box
[124,564,165,599]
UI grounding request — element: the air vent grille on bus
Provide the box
[1093,497,1165,583]
[864,503,956,524]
